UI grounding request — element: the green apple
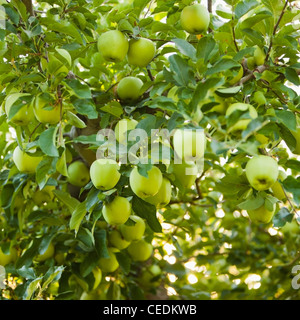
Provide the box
[245,155,279,191]
[32,185,55,206]
[254,46,266,66]
[108,230,131,250]
[127,37,156,67]
[67,161,90,187]
[291,126,300,155]
[247,57,256,70]
[35,242,55,262]
[226,103,258,132]
[247,203,275,224]
[129,166,163,199]
[117,76,143,102]
[102,196,131,225]
[115,118,138,143]
[173,128,206,161]
[228,65,243,85]
[127,239,153,262]
[13,146,43,174]
[271,170,287,201]
[139,265,162,288]
[145,177,172,208]
[253,91,267,106]
[33,94,61,125]
[119,215,146,242]
[54,252,66,265]
[92,266,102,290]
[169,161,198,189]
[5,93,35,126]
[0,246,18,266]
[90,159,121,190]
[98,247,119,273]
[97,30,129,62]
[180,4,210,34]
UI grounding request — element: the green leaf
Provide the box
[115,251,131,275]
[53,190,80,213]
[285,68,300,86]
[94,229,109,259]
[215,86,242,97]
[39,127,59,157]
[100,101,123,118]
[72,99,98,119]
[273,207,293,228]
[64,79,92,99]
[70,201,87,233]
[55,47,72,67]
[275,110,297,132]
[196,36,217,63]
[206,58,241,76]
[238,194,265,210]
[168,55,194,87]
[66,111,87,128]
[235,0,259,19]
[172,38,196,61]
[132,196,162,233]
[283,176,300,206]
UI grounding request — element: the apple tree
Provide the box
[0,0,300,300]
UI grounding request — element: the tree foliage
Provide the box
[0,0,300,300]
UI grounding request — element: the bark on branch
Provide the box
[22,0,34,16]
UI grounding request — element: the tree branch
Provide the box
[265,0,289,62]
[22,0,34,16]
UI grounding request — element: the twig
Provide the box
[28,123,42,142]
[265,0,289,62]
[147,68,154,82]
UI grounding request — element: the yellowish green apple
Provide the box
[119,215,146,242]
[129,166,163,199]
[127,38,156,67]
[117,76,143,102]
[127,239,153,262]
[98,247,119,273]
[115,118,138,144]
[173,128,206,161]
[226,103,258,132]
[108,230,131,250]
[33,94,61,125]
[247,203,275,224]
[245,155,279,191]
[180,4,210,34]
[35,242,55,262]
[0,246,18,266]
[32,185,56,206]
[145,177,172,208]
[13,146,43,174]
[67,161,90,187]
[90,158,121,190]
[97,30,129,62]
[102,196,131,225]
[271,170,287,201]
[5,93,35,126]
[254,46,266,66]
[169,161,198,189]
[139,265,162,288]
